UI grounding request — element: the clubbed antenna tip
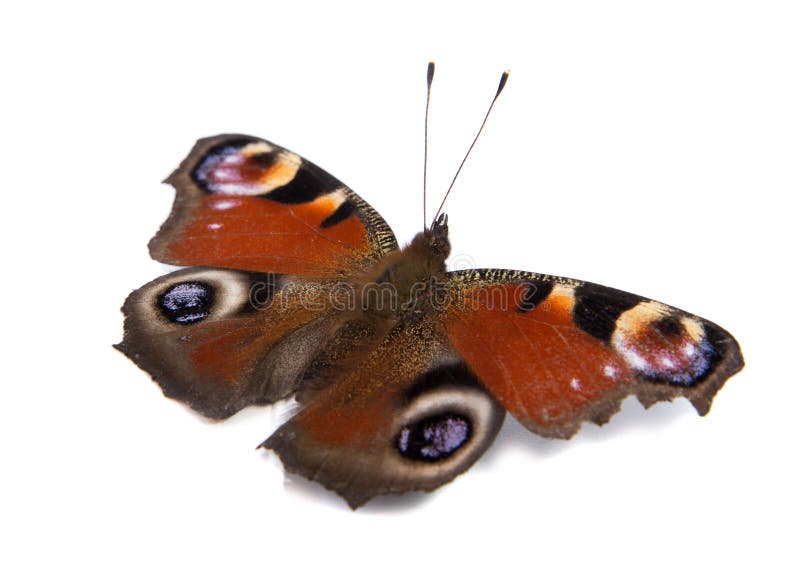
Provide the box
[423,61,436,230]
[496,70,509,97]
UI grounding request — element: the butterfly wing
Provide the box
[262,317,505,509]
[118,135,399,417]
[440,269,744,439]
[116,267,347,418]
[150,134,398,277]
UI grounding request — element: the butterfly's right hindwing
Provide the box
[262,317,505,508]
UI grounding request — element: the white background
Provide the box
[2,1,798,562]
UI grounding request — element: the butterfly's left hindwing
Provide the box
[441,270,743,439]
[115,267,343,419]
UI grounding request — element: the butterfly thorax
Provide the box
[355,217,450,319]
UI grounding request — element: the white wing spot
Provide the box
[604,364,617,379]
[208,223,223,230]
[570,378,581,391]
[621,349,649,371]
[211,199,240,210]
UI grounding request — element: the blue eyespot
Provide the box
[396,413,471,462]
[158,282,214,324]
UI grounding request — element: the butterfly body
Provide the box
[353,217,449,318]
[117,134,743,508]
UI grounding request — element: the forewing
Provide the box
[149,134,398,277]
[441,269,743,439]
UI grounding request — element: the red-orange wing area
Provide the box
[262,320,440,508]
[148,134,397,278]
[442,276,635,439]
[153,192,372,277]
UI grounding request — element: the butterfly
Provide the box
[116,67,744,509]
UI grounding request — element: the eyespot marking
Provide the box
[158,282,214,325]
[396,413,472,462]
[612,306,721,386]
[191,139,300,196]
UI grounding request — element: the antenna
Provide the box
[431,70,509,226]
[423,61,435,230]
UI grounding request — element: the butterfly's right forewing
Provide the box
[441,269,744,439]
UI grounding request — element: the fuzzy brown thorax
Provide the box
[356,215,450,318]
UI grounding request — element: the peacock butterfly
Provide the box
[116,65,744,509]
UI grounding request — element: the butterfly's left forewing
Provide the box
[150,134,398,277]
[440,269,743,439]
